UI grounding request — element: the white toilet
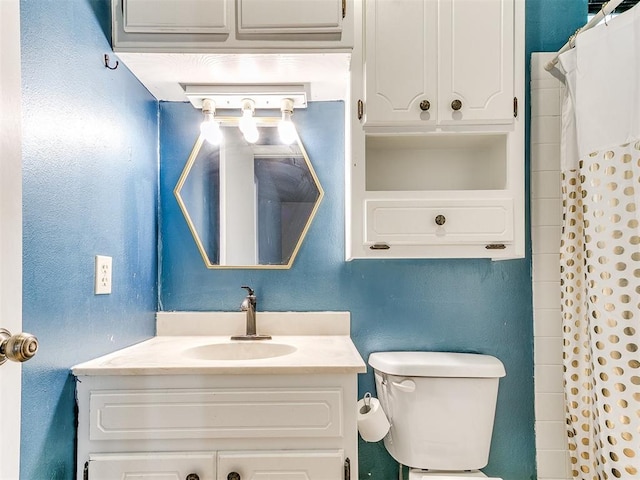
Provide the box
[368,351,506,480]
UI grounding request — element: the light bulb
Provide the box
[200,114,222,145]
[242,124,259,143]
[278,98,297,144]
[278,116,297,145]
[239,99,259,143]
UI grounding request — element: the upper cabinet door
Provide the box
[238,0,344,35]
[123,0,229,33]
[364,0,438,126]
[437,0,514,124]
[363,0,514,127]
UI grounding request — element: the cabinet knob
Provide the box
[185,474,199,480]
[435,215,446,226]
[451,99,462,111]
[419,100,431,111]
[228,473,241,480]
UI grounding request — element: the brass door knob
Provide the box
[185,474,199,480]
[0,328,38,365]
[419,100,431,111]
[435,215,446,226]
[228,473,241,480]
[451,99,462,111]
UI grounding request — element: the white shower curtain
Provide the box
[558,6,640,480]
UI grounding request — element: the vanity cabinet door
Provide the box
[363,0,514,127]
[218,450,344,480]
[88,452,216,480]
[123,0,230,34]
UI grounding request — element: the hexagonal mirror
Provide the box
[175,118,324,269]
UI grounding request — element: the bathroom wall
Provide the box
[19,0,158,478]
[531,53,571,480]
[15,0,587,479]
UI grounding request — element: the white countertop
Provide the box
[72,312,366,376]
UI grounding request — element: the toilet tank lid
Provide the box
[368,351,506,378]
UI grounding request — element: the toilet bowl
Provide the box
[368,351,506,480]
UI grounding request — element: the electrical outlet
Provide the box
[95,255,112,295]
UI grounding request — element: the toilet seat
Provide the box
[408,469,502,480]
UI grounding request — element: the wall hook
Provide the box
[104,54,119,70]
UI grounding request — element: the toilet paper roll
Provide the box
[357,396,390,442]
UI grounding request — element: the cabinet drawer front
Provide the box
[89,452,215,480]
[238,0,343,34]
[124,0,229,33]
[365,198,513,244]
[218,450,344,480]
[90,388,343,440]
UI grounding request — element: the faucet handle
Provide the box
[241,285,254,296]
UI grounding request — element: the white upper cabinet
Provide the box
[364,0,515,127]
[113,0,352,51]
[347,0,525,260]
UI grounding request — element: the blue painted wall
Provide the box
[17,0,587,478]
[20,0,158,478]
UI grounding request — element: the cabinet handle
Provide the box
[227,472,241,480]
[435,215,446,226]
[357,99,364,120]
[370,243,390,250]
[185,474,200,480]
[419,100,431,111]
[451,99,462,111]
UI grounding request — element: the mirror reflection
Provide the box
[175,118,324,269]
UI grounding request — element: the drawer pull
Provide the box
[370,243,390,250]
[485,244,506,250]
[451,99,462,111]
[434,215,446,226]
[419,100,431,111]
[227,473,241,480]
[186,474,200,480]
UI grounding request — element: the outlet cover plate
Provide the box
[95,255,112,295]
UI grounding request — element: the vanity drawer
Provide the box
[89,387,343,441]
[364,198,514,246]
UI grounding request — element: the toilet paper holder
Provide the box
[360,392,372,414]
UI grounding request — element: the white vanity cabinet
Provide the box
[112,0,352,51]
[73,314,365,480]
[75,373,358,480]
[347,0,525,260]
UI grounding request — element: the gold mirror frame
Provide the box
[174,117,324,269]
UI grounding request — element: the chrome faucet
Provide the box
[231,286,272,340]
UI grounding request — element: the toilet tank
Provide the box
[368,351,506,471]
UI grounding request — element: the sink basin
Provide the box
[182,342,297,361]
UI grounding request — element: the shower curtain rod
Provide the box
[545,0,625,71]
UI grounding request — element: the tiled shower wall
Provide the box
[531,52,571,480]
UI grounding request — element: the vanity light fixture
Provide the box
[184,84,308,145]
[199,98,222,145]
[238,98,260,144]
[278,98,297,145]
